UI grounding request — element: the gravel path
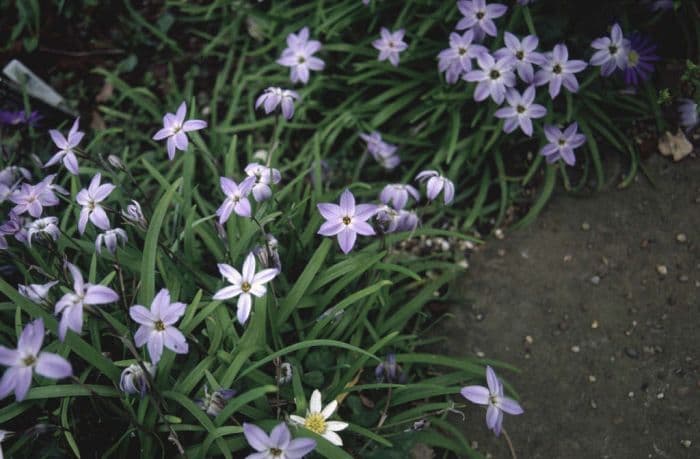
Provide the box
[442,155,700,458]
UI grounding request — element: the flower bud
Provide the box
[121,200,148,231]
[196,386,237,417]
[119,362,156,397]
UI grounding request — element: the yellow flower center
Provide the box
[23,355,36,367]
[628,50,639,66]
[516,105,526,114]
[304,413,326,434]
[553,64,562,74]
[241,282,251,293]
[342,216,351,225]
[515,50,524,60]
[270,448,283,457]
[476,11,485,19]
[154,320,165,331]
[489,70,500,80]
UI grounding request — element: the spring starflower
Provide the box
[461,366,523,436]
[494,86,547,136]
[245,163,282,202]
[456,0,508,42]
[243,422,316,459]
[213,252,278,324]
[76,173,115,234]
[416,170,455,205]
[533,44,587,99]
[290,390,348,446]
[464,53,516,104]
[255,87,300,120]
[95,228,128,255]
[0,319,73,401]
[18,281,58,304]
[216,176,256,223]
[10,181,59,218]
[45,118,83,175]
[26,217,60,247]
[494,32,544,83]
[438,30,488,84]
[540,122,587,166]
[277,27,325,85]
[372,28,408,67]
[55,262,119,341]
[152,102,207,160]
[129,289,188,364]
[590,23,630,76]
[379,184,420,210]
[317,189,377,254]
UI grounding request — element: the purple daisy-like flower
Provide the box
[55,262,119,341]
[129,289,189,364]
[437,30,488,84]
[461,366,524,436]
[75,173,115,234]
[277,27,325,85]
[317,189,377,254]
[464,53,516,104]
[0,319,73,401]
[494,86,547,136]
[152,102,207,161]
[540,122,587,166]
[533,44,587,99]
[590,23,630,77]
[623,33,659,86]
[456,0,508,42]
[0,110,42,127]
[372,28,408,67]
[45,118,83,175]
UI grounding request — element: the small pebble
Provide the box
[457,259,469,269]
[590,275,601,285]
[628,391,634,398]
[525,335,534,344]
[656,392,664,400]
[590,400,597,409]
[563,254,572,262]
[475,351,485,358]
[571,345,581,353]
[676,233,687,243]
[656,265,668,276]
[494,229,504,240]
[581,222,591,231]
[678,274,688,283]
[681,440,692,448]
[624,347,639,359]
[497,248,506,257]
[591,320,599,329]
[588,375,597,383]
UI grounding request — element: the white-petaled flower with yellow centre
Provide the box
[290,389,348,446]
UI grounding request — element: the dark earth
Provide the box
[442,154,700,458]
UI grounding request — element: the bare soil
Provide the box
[442,155,700,459]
